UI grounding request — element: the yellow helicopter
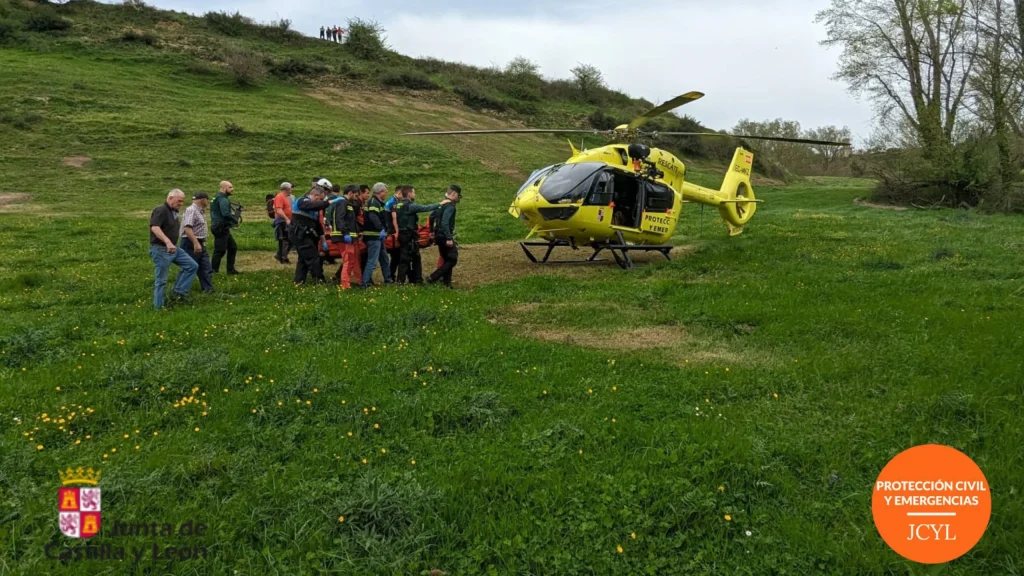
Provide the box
[405,91,850,268]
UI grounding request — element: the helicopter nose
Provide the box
[512,189,542,222]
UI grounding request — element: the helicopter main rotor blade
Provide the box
[402,129,605,136]
[654,131,851,146]
[627,91,705,130]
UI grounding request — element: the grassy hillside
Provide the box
[1,1,1023,575]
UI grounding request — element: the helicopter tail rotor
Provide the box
[677,148,759,236]
[716,148,758,235]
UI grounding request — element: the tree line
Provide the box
[818,0,1024,210]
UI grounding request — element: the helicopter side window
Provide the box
[644,181,674,212]
[537,162,605,204]
[585,171,614,206]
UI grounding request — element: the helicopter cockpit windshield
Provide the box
[537,162,605,204]
[517,164,558,198]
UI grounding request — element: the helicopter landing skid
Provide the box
[519,235,673,270]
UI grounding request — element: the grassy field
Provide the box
[3,3,1024,575]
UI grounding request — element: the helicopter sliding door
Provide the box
[609,172,642,229]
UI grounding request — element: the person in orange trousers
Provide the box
[331,185,363,289]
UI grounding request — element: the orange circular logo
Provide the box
[872,444,991,564]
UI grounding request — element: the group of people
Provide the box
[319,25,345,42]
[271,178,461,290]
[148,181,241,308]
[147,178,461,309]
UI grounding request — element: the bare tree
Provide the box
[733,118,809,168]
[968,0,1024,201]
[805,126,854,173]
[817,0,980,162]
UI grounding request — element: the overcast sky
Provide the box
[142,0,874,142]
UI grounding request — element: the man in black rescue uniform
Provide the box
[427,185,462,288]
[331,185,361,289]
[395,186,448,284]
[289,179,332,285]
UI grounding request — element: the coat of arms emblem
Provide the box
[58,467,101,538]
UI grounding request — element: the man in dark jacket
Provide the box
[427,185,462,288]
[361,182,392,288]
[289,180,332,285]
[210,180,240,274]
[331,185,362,289]
[395,186,448,284]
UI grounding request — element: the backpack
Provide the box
[417,224,433,248]
[265,195,275,219]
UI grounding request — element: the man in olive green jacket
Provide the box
[211,180,240,274]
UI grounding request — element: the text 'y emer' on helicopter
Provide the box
[403,91,850,269]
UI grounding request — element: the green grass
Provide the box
[2,3,1024,575]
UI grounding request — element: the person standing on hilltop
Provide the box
[149,189,198,308]
[319,25,325,40]
[210,180,240,275]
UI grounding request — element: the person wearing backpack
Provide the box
[427,185,462,288]
[272,182,293,264]
[210,180,240,275]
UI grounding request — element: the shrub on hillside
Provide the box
[24,10,71,33]
[257,19,302,43]
[224,48,266,87]
[0,19,16,41]
[185,59,218,76]
[224,121,245,136]
[120,29,158,45]
[454,81,508,112]
[1,112,43,131]
[380,69,438,90]
[508,99,538,116]
[587,109,619,130]
[345,18,387,61]
[123,0,147,9]
[269,57,327,78]
[337,60,368,79]
[571,63,605,104]
[203,11,254,37]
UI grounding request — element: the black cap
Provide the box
[449,184,462,195]
[193,191,210,200]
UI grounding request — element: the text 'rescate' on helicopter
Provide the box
[403,91,850,269]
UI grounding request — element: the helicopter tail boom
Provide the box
[679,148,759,236]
